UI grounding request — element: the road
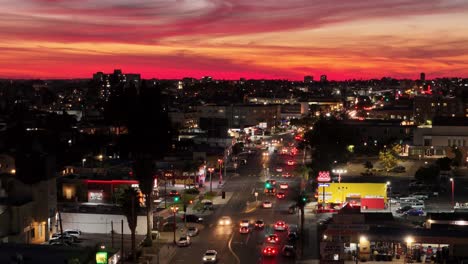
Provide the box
[168,133,321,264]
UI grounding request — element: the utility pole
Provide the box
[111,220,114,248]
[121,219,124,262]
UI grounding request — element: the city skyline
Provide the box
[1,0,468,80]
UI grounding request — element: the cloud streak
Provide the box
[1,0,468,79]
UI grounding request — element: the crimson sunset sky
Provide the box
[1,0,468,80]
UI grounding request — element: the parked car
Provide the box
[184,214,204,223]
[187,227,199,237]
[203,201,214,210]
[390,166,406,173]
[50,234,76,244]
[404,208,424,216]
[176,236,191,247]
[396,205,413,214]
[410,192,429,200]
[63,229,81,239]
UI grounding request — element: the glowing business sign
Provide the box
[96,251,108,264]
[317,171,331,182]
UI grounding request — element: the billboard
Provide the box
[317,183,387,204]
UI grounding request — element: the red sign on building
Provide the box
[317,171,331,182]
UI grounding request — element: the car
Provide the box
[266,234,279,244]
[203,250,218,263]
[410,193,429,200]
[203,201,214,210]
[287,232,298,242]
[282,245,296,257]
[266,179,277,186]
[239,227,250,234]
[184,214,204,223]
[176,236,191,247]
[50,234,75,244]
[254,220,265,229]
[390,166,406,173]
[263,246,278,257]
[264,188,276,195]
[288,224,299,234]
[240,159,247,165]
[262,152,269,156]
[49,240,73,246]
[276,167,283,172]
[404,208,424,216]
[169,190,179,196]
[276,192,286,199]
[218,216,232,226]
[282,172,292,178]
[262,201,272,208]
[279,183,289,190]
[409,181,425,188]
[240,219,250,227]
[287,160,295,166]
[274,221,287,231]
[187,226,199,237]
[396,205,413,214]
[63,229,81,239]
[288,205,297,214]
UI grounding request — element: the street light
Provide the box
[170,206,179,244]
[217,159,223,184]
[405,236,414,260]
[82,158,86,168]
[450,178,454,207]
[332,169,347,183]
[208,167,215,193]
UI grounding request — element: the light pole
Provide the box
[170,205,179,244]
[82,158,86,168]
[450,178,454,207]
[218,159,223,184]
[332,169,347,183]
[405,236,414,260]
[208,168,215,193]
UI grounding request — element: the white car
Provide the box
[218,216,232,226]
[187,227,199,237]
[203,250,218,263]
[176,236,191,247]
[279,183,289,190]
[263,201,272,208]
[63,229,81,239]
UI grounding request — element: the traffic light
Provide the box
[265,182,272,189]
[174,196,180,202]
[302,196,307,202]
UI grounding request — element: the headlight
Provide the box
[219,220,223,225]
[226,220,231,225]
[203,257,207,260]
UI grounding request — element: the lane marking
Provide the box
[228,233,241,264]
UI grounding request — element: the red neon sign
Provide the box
[317,171,331,182]
[84,180,139,185]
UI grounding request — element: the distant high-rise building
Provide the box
[320,75,327,82]
[420,72,426,82]
[304,75,313,83]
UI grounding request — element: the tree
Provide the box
[132,157,154,246]
[379,150,399,171]
[128,82,172,246]
[436,157,452,171]
[116,186,140,261]
[364,161,373,171]
[451,147,463,167]
[415,165,440,184]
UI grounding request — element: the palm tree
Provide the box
[294,165,311,191]
[116,186,140,261]
[133,156,154,246]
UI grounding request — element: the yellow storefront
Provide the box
[317,183,387,205]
